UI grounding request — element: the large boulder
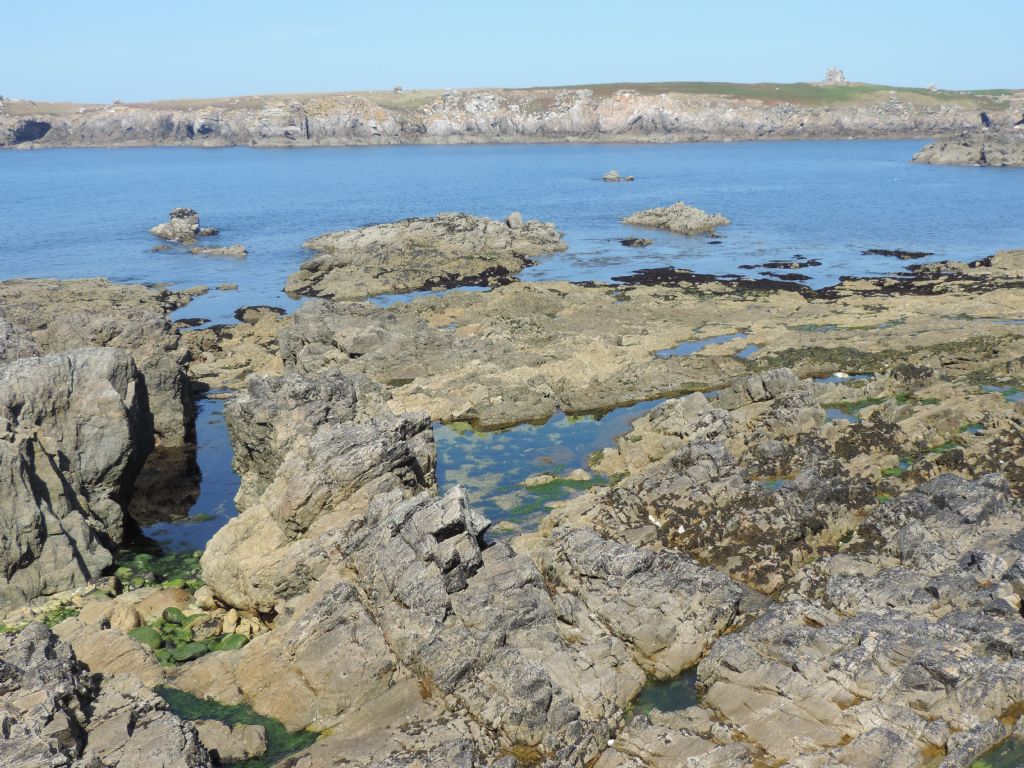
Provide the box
[284,212,567,300]
[0,349,153,608]
[0,278,193,446]
[201,371,435,613]
[0,623,211,767]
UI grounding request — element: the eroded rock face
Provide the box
[0,623,211,768]
[699,477,1024,765]
[622,202,730,235]
[201,371,435,613]
[0,278,193,446]
[284,212,566,300]
[0,349,152,608]
[913,129,1024,167]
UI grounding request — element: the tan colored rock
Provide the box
[52,617,164,686]
[133,587,193,623]
[623,202,730,235]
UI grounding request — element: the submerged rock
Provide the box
[623,202,730,235]
[284,211,567,300]
[188,244,247,258]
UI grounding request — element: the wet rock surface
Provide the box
[622,201,730,235]
[285,212,566,300]
[0,623,211,767]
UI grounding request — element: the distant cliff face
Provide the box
[1,85,1021,148]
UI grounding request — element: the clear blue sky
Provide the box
[4,1,1020,102]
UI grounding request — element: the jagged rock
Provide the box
[532,526,749,677]
[201,371,435,612]
[0,349,152,608]
[698,475,1024,764]
[622,202,730,235]
[914,129,1024,167]
[0,623,211,767]
[150,208,217,243]
[284,212,567,300]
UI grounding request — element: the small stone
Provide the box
[505,211,524,229]
[523,473,557,487]
[109,605,141,632]
[193,585,218,611]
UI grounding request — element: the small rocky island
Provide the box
[285,211,566,300]
[913,128,1024,166]
[623,201,731,235]
[5,207,1024,766]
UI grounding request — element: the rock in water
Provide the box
[0,349,153,608]
[623,201,730,235]
[284,212,567,300]
[150,207,199,242]
[913,129,1024,167]
[0,623,212,767]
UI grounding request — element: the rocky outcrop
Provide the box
[698,474,1024,765]
[284,212,566,300]
[180,368,752,765]
[0,278,193,446]
[913,128,1024,166]
[150,208,218,243]
[200,371,435,613]
[622,202,730,235]
[2,85,1020,148]
[0,350,152,608]
[0,623,211,767]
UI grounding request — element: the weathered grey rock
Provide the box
[150,208,218,243]
[913,129,1024,167]
[188,244,247,258]
[697,474,1024,764]
[622,202,730,235]
[201,371,435,612]
[0,623,211,768]
[533,527,748,677]
[285,212,567,300]
[0,349,152,608]
[0,278,193,446]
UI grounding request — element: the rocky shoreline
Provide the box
[5,207,1024,766]
[2,82,1022,148]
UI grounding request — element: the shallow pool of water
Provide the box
[628,669,699,720]
[434,399,664,532]
[655,333,746,359]
[141,395,239,553]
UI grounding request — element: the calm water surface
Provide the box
[2,141,1023,324]
[3,141,1022,548]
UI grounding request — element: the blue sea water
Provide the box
[2,140,1022,547]
[1,141,1022,325]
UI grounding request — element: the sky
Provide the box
[4,1,1021,103]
